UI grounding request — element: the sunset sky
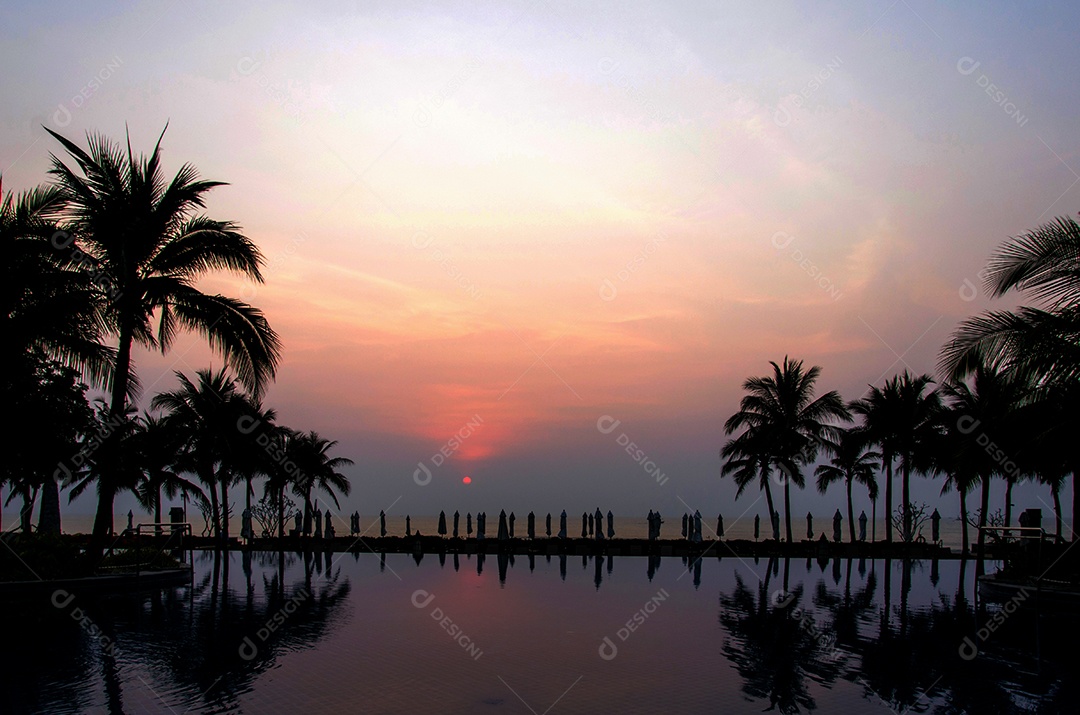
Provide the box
[3,1,1078,525]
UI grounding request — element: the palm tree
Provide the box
[289,431,353,536]
[721,427,778,534]
[941,215,1080,385]
[152,369,259,541]
[131,414,203,528]
[1,180,113,384]
[45,126,281,545]
[939,365,1028,559]
[931,405,980,553]
[850,372,941,543]
[815,428,880,542]
[725,357,850,543]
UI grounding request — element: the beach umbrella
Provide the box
[931,508,941,543]
[647,510,655,540]
[607,511,615,539]
[467,512,473,536]
[655,511,663,539]
[509,512,516,538]
[528,512,535,539]
[754,514,760,540]
[581,512,588,538]
[693,511,703,542]
[379,511,386,537]
[294,510,302,535]
[498,510,509,540]
[771,511,780,541]
[806,512,814,540]
[324,509,334,538]
[546,513,552,537]
[681,513,688,538]
[453,511,460,538]
[477,512,486,539]
[588,512,594,536]
[858,511,867,542]
[717,514,724,539]
[405,515,411,536]
[438,511,447,536]
[595,508,604,540]
[833,509,842,543]
[559,510,567,538]
[314,508,323,538]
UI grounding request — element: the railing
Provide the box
[132,522,193,576]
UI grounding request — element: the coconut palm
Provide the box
[815,428,880,543]
[850,372,941,543]
[289,431,353,536]
[930,405,981,553]
[725,357,850,543]
[1,180,113,384]
[721,427,779,534]
[45,126,281,545]
[939,364,1028,559]
[941,215,1080,385]
[152,369,260,541]
[131,414,204,528]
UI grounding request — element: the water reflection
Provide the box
[5,551,1077,713]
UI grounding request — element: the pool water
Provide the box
[5,549,1077,713]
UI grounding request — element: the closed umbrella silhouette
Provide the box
[717,513,724,539]
[754,514,760,540]
[581,512,588,538]
[453,511,460,538]
[509,512,516,538]
[771,510,780,540]
[559,510,567,539]
[405,515,411,536]
[527,512,535,539]
[438,511,447,537]
[681,513,688,538]
[607,511,615,538]
[595,508,604,540]
[380,510,387,537]
[546,513,552,537]
[858,511,867,542]
[833,509,842,543]
[467,512,473,537]
[931,508,941,543]
[693,511,703,542]
[806,512,814,540]
[498,510,509,540]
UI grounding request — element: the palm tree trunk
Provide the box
[1052,484,1062,542]
[37,472,62,536]
[762,466,776,538]
[846,478,856,543]
[278,484,286,539]
[871,497,877,542]
[93,317,135,549]
[783,481,792,543]
[959,488,969,554]
[154,486,162,535]
[220,475,230,541]
[20,485,35,533]
[1003,479,1014,539]
[901,460,911,543]
[884,455,894,543]
[976,475,991,574]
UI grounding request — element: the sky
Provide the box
[2,1,1078,529]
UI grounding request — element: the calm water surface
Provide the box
[5,549,1077,714]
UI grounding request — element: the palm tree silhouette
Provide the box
[815,428,879,543]
[45,126,281,546]
[850,372,941,543]
[288,431,353,536]
[725,357,850,542]
[152,368,258,540]
[721,427,779,534]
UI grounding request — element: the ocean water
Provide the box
[5,551,1076,713]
